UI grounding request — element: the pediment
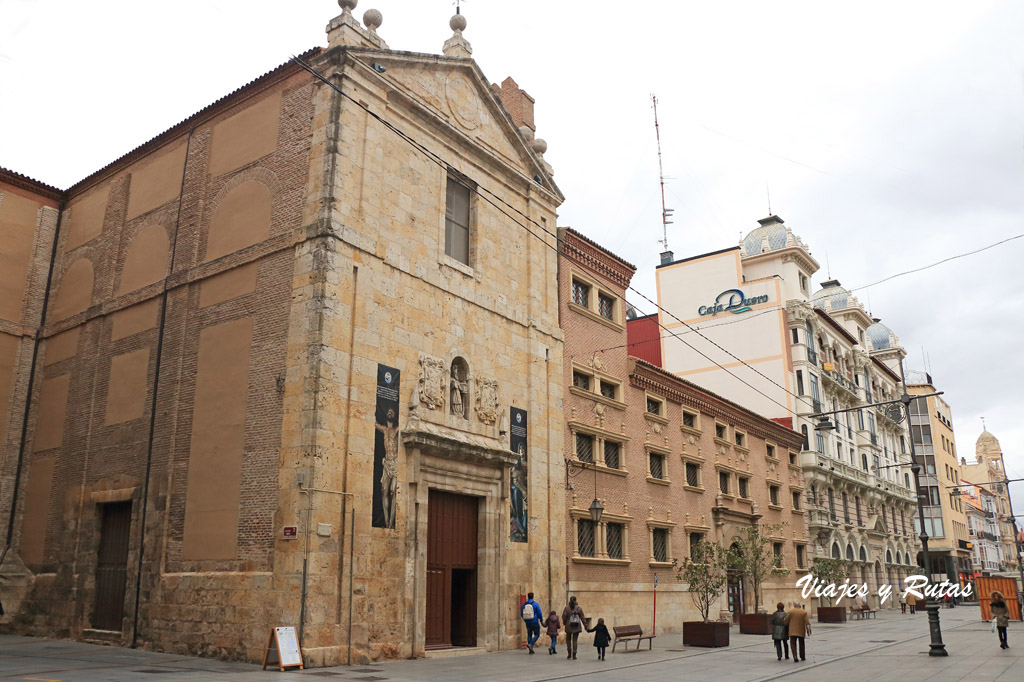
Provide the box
[351,51,560,198]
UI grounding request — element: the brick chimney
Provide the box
[492,77,535,132]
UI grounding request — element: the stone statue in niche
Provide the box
[418,355,446,410]
[450,357,469,418]
[475,377,499,425]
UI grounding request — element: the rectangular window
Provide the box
[796,370,805,396]
[652,528,669,563]
[791,328,799,344]
[598,293,615,321]
[649,452,665,480]
[734,431,745,447]
[444,176,471,264]
[792,491,801,510]
[607,522,624,559]
[856,497,863,526]
[572,280,590,307]
[770,485,780,506]
[577,519,595,557]
[773,543,784,566]
[815,431,824,454]
[646,397,662,416]
[843,493,851,524]
[599,380,617,399]
[789,451,797,464]
[572,371,591,391]
[766,444,776,459]
[575,433,594,463]
[683,411,697,429]
[686,462,700,487]
[828,488,836,521]
[738,477,750,499]
[603,440,621,469]
[796,544,806,568]
[719,471,730,494]
[715,423,726,439]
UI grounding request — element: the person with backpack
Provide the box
[520,592,542,654]
[542,610,561,654]
[562,595,586,660]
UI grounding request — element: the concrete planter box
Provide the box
[738,613,773,634]
[683,621,730,647]
[817,606,847,623]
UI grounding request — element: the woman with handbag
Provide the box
[990,591,1010,649]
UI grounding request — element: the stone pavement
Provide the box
[0,606,1018,681]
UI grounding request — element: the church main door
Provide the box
[425,490,479,648]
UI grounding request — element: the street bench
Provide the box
[851,604,877,620]
[612,624,655,652]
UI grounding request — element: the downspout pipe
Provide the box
[1,198,65,568]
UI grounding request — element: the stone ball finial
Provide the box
[532,138,548,155]
[450,13,467,32]
[339,0,358,13]
[363,8,382,30]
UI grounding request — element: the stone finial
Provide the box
[443,13,473,57]
[519,125,534,142]
[339,0,358,13]
[363,8,382,32]
[532,138,547,155]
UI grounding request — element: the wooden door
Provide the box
[426,490,479,647]
[93,502,132,631]
[727,572,744,622]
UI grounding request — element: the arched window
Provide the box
[859,546,867,562]
[832,542,841,559]
[886,549,893,564]
[449,357,469,418]
[846,544,854,561]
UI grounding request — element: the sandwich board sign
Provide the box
[262,626,303,671]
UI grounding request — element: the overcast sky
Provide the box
[2,0,1022,527]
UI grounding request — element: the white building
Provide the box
[655,216,920,609]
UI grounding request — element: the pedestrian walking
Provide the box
[899,592,906,614]
[542,610,561,655]
[520,592,542,654]
[990,591,1010,649]
[906,592,917,614]
[784,603,809,663]
[589,617,611,661]
[562,596,586,660]
[771,602,790,660]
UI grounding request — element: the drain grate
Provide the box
[868,640,897,643]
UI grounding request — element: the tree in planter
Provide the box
[809,557,849,607]
[677,540,731,621]
[728,522,790,613]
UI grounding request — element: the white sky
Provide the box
[2,0,1023,526]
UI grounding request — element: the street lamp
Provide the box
[897,356,948,657]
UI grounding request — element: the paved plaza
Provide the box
[0,606,1019,681]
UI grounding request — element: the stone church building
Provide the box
[0,2,566,665]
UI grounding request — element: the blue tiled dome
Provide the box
[741,216,789,256]
[866,320,893,350]
[811,280,849,310]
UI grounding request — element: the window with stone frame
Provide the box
[577,519,596,557]
[606,522,624,559]
[572,279,590,307]
[715,423,727,440]
[842,492,851,524]
[796,544,806,568]
[649,452,666,480]
[646,396,663,416]
[575,433,594,463]
[444,175,471,264]
[682,409,698,429]
[599,380,617,400]
[738,477,750,499]
[652,527,669,563]
[773,542,784,566]
[598,292,615,321]
[603,440,621,470]
[685,461,700,487]
[734,429,746,448]
[769,485,780,507]
[856,496,863,526]
[689,532,704,560]
[792,490,802,510]
[572,370,591,391]
[719,471,730,494]
[766,443,776,459]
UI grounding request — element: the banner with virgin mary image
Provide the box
[510,407,528,542]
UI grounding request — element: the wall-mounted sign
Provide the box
[698,289,769,316]
[282,526,298,540]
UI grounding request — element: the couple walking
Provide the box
[521,594,610,660]
[771,603,810,663]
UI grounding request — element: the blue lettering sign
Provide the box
[698,289,769,317]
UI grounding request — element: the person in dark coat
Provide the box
[990,590,1010,649]
[562,596,586,660]
[589,617,611,660]
[542,610,561,655]
[771,602,790,660]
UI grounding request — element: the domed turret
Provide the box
[741,215,789,256]
[865,318,895,351]
[811,279,850,311]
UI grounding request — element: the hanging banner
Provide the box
[372,364,401,529]
[510,407,528,543]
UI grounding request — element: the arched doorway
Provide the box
[728,542,744,622]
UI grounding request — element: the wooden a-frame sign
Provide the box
[262,626,304,671]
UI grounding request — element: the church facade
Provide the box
[0,3,566,665]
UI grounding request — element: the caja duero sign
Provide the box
[698,289,769,316]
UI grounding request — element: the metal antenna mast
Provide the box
[652,95,673,254]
